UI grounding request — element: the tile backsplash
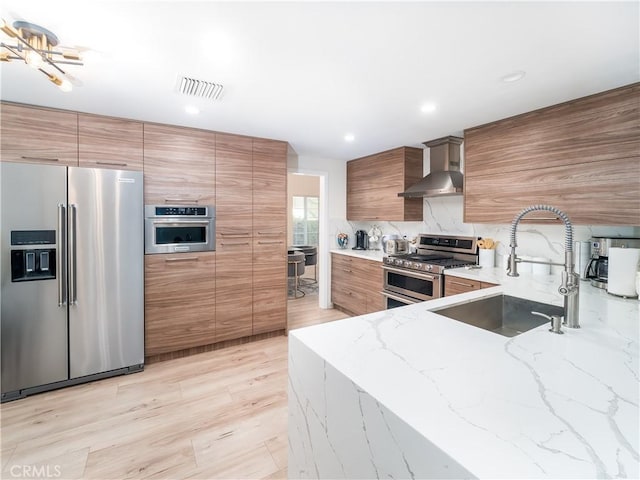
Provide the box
[330,196,640,272]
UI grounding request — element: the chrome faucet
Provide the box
[507,205,580,329]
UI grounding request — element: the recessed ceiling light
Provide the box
[421,103,437,113]
[344,133,355,142]
[185,105,200,115]
[501,70,526,83]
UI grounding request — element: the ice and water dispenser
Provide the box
[10,230,56,282]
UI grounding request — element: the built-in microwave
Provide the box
[144,205,215,254]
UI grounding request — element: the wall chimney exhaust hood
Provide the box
[398,136,464,198]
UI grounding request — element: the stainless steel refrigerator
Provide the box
[1,162,144,401]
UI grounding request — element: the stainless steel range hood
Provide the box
[399,136,464,198]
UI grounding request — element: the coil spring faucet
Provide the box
[507,205,580,329]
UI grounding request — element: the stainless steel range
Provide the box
[382,234,479,308]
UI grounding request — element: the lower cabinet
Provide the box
[144,252,216,356]
[215,238,253,342]
[331,254,383,315]
[444,276,498,296]
[252,237,287,335]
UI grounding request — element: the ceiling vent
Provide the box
[177,76,223,100]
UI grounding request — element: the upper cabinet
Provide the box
[215,133,253,236]
[78,114,143,170]
[143,123,216,205]
[0,102,78,166]
[463,83,640,225]
[347,146,423,221]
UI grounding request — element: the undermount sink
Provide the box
[433,294,564,337]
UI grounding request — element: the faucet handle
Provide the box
[531,311,564,335]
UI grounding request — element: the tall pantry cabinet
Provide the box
[215,134,288,342]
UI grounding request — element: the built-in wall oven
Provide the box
[144,205,215,254]
[382,234,479,309]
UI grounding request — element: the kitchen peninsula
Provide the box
[288,269,639,479]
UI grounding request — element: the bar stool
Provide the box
[292,245,318,285]
[287,250,306,299]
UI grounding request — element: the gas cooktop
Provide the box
[383,234,479,274]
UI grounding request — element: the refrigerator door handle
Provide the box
[57,203,67,306]
[69,203,77,305]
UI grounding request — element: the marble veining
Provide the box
[289,268,639,479]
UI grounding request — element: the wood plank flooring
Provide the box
[1,293,348,479]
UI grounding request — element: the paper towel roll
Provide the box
[607,247,640,297]
[575,241,591,280]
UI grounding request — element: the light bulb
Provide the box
[25,49,44,69]
[58,78,72,92]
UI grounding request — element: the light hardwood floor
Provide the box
[1,293,348,480]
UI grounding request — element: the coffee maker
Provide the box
[586,237,640,289]
[353,230,369,250]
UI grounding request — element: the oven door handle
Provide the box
[383,266,436,280]
[380,291,420,304]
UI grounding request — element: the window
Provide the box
[292,196,319,246]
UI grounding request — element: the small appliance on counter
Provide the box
[368,225,382,250]
[385,238,409,255]
[381,234,400,253]
[586,237,640,291]
[607,247,640,298]
[353,230,369,250]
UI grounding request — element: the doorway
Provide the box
[286,170,329,309]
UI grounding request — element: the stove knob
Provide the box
[426,264,432,272]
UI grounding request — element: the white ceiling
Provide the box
[1,1,638,161]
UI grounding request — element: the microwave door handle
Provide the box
[151,220,211,225]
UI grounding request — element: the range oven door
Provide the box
[381,291,421,309]
[383,266,443,301]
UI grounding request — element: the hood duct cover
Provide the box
[399,136,464,198]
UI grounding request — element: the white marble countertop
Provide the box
[290,270,639,478]
[330,248,384,262]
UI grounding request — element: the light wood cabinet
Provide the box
[215,135,288,341]
[78,114,143,170]
[215,240,253,342]
[331,254,383,315]
[463,83,640,225]
[347,147,423,221]
[143,123,216,205]
[215,133,253,236]
[144,252,216,356]
[0,102,78,166]
[252,138,287,335]
[444,276,497,296]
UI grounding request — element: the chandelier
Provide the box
[0,19,82,92]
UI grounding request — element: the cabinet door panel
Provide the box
[1,103,78,166]
[143,124,215,205]
[79,114,143,170]
[215,133,253,235]
[215,240,253,342]
[444,277,481,296]
[253,138,287,230]
[253,281,287,334]
[347,147,423,221]
[144,252,215,356]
